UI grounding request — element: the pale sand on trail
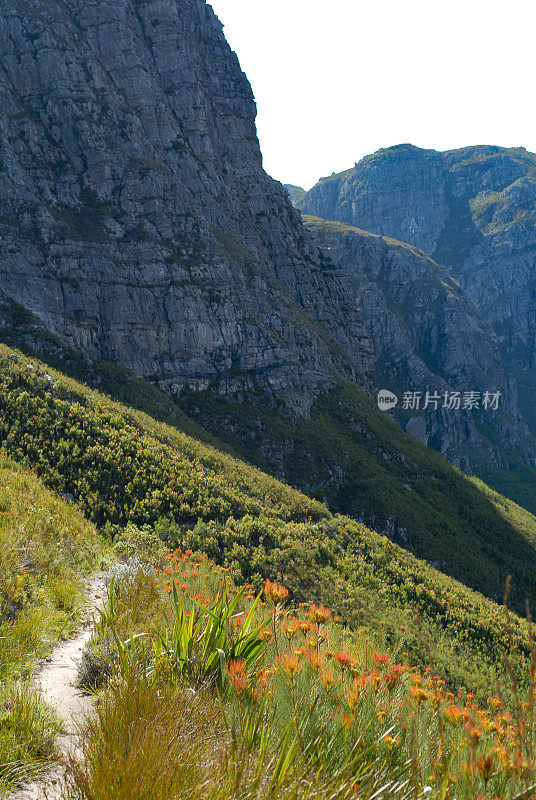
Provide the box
[9,575,106,800]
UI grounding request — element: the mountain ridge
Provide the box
[298,144,536,505]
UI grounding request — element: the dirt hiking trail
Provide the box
[9,575,106,800]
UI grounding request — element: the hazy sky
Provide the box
[208,0,534,190]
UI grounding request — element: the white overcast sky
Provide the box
[208,0,534,190]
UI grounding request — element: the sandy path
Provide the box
[9,575,106,800]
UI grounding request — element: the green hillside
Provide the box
[183,381,536,610]
[3,330,536,614]
[0,343,535,697]
[0,454,105,792]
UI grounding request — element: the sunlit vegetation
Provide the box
[3,344,536,796]
[69,552,536,800]
[179,378,536,610]
[4,335,536,615]
[0,345,535,697]
[0,455,106,795]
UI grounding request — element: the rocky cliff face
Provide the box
[303,215,535,474]
[301,148,449,255]
[301,144,536,431]
[0,0,372,414]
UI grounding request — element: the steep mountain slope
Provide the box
[303,215,536,482]
[301,144,536,423]
[0,342,535,697]
[4,315,536,594]
[2,341,536,611]
[300,145,536,505]
[0,0,371,414]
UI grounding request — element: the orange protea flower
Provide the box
[492,746,513,777]
[321,669,336,692]
[465,720,482,747]
[308,604,331,624]
[258,668,273,693]
[340,712,355,731]
[227,659,247,696]
[410,684,428,705]
[259,626,273,641]
[373,652,389,670]
[384,663,406,691]
[264,579,289,605]
[279,653,302,679]
[348,658,362,677]
[366,669,381,692]
[488,717,501,735]
[443,705,464,725]
[306,651,325,674]
[512,750,526,776]
[333,651,352,670]
[347,678,364,711]
[282,618,301,640]
[476,754,495,782]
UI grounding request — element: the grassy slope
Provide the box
[0,453,106,795]
[0,343,535,696]
[0,454,105,678]
[66,554,536,800]
[183,381,536,611]
[4,324,536,612]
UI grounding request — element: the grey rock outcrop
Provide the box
[302,147,449,255]
[0,0,372,414]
